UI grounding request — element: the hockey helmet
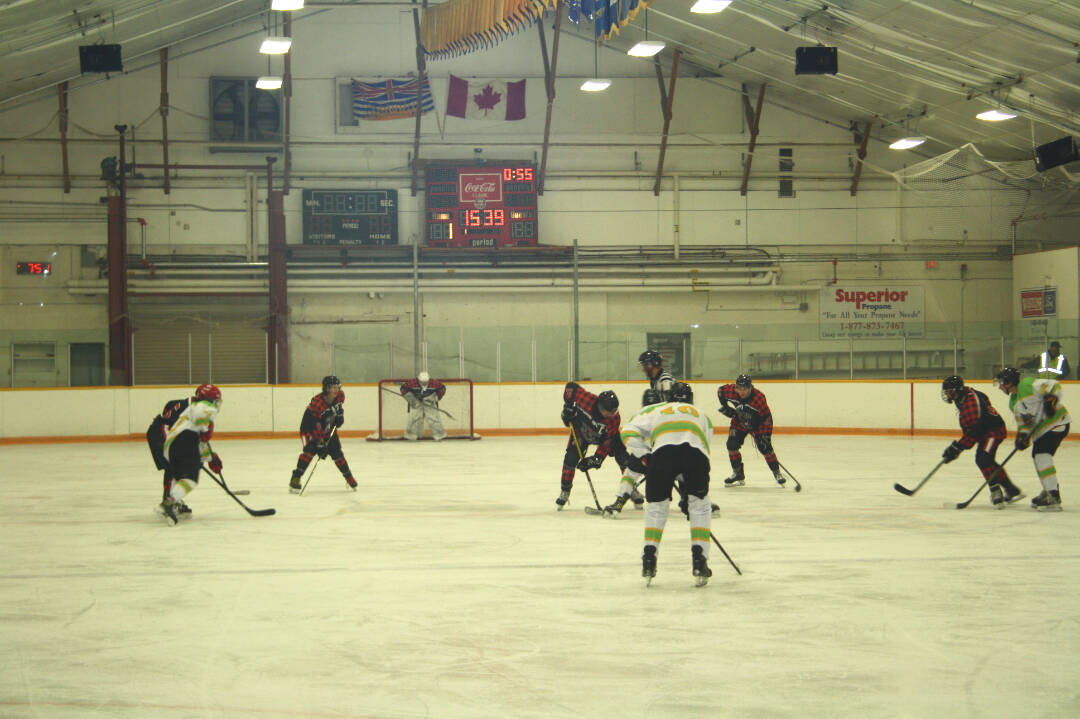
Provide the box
[597,390,619,413]
[418,371,430,385]
[670,382,693,403]
[735,374,753,389]
[322,375,340,392]
[642,388,661,406]
[638,350,662,367]
[195,383,222,407]
[994,367,1021,390]
[941,375,964,403]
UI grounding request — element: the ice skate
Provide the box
[724,469,745,487]
[1031,489,1062,512]
[711,503,721,517]
[289,472,302,494]
[773,469,787,487]
[630,487,645,508]
[156,498,179,526]
[692,545,712,587]
[642,545,657,586]
[603,495,628,518]
[1004,484,1026,504]
[990,484,1006,509]
[345,475,358,491]
[555,489,571,509]
[176,502,193,520]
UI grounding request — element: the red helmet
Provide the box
[195,384,222,405]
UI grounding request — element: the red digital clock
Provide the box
[425,162,538,248]
[16,262,52,275]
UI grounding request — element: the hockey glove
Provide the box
[719,403,736,419]
[736,404,759,430]
[577,454,604,471]
[208,453,223,474]
[942,441,963,463]
[626,453,650,475]
[1043,396,1057,417]
[560,405,575,427]
[405,393,421,410]
[1015,431,1031,451]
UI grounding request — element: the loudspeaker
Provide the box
[795,46,838,75]
[79,44,123,73]
[1034,136,1079,172]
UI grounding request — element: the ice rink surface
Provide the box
[1,434,1078,719]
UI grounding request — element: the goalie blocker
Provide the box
[368,377,481,440]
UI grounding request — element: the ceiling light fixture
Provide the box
[271,0,304,9]
[581,40,611,92]
[256,76,283,90]
[976,108,1016,121]
[690,0,732,13]
[259,36,292,54]
[889,136,926,150]
[628,10,664,57]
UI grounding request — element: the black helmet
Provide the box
[642,388,661,406]
[597,390,619,412]
[638,350,662,367]
[670,382,693,403]
[322,375,341,392]
[735,374,753,388]
[994,367,1021,389]
[941,375,964,403]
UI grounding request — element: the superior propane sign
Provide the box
[819,285,925,338]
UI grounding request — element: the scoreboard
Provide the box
[302,189,398,245]
[424,163,538,248]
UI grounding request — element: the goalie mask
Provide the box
[418,371,430,386]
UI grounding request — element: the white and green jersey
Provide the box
[163,398,219,460]
[1009,376,1070,441]
[621,401,713,459]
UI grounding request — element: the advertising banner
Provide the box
[820,285,925,338]
[1020,287,1056,318]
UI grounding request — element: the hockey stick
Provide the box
[201,467,275,517]
[299,427,337,496]
[949,448,1019,510]
[674,479,741,575]
[379,386,455,419]
[777,462,802,493]
[204,443,249,495]
[894,460,945,496]
[570,427,605,513]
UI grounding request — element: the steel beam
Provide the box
[653,49,680,197]
[159,49,171,195]
[58,83,70,194]
[537,2,563,195]
[266,157,289,383]
[849,120,872,196]
[283,14,292,195]
[739,83,767,196]
[410,0,428,196]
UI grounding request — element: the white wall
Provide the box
[0,380,1038,440]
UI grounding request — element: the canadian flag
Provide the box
[445,75,526,121]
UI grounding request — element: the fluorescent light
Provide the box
[627,40,665,57]
[271,0,304,9]
[889,136,926,150]
[259,36,292,54]
[976,109,1016,121]
[690,0,732,13]
[256,76,283,90]
[580,78,612,92]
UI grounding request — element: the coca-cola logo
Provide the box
[459,171,503,202]
[464,182,496,193]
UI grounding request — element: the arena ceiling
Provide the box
[0,0,1077,164]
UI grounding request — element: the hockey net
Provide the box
[368,378,480,440]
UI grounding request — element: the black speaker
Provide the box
[1034,136,1079,172]
[795,46,838,75]
[79,44,123,73]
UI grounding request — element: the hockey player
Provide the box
[147,392,193,519]
[621,382,715,587]
[288,375,356,493]
[717,374,785,487]
[400,372,447,441]
[941,375,1024,508]
[558,382,621,508]
[638,350,676,401]
[156,384,223,525]
[601,389,658,517]
[994,367,1070,511]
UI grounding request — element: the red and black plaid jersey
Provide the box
[718,384,773,434]
[400,378,446,401]
[300,389,346,438]
[149,397,190,440]
[953,387,1004,448]
[563,382,621,457]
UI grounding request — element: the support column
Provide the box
[410,0,428,196]
[266,158,289,383]
[108,126,131,385]
[537,2,563,195]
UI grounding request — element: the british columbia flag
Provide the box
[351,77,435,121]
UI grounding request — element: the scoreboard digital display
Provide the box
[16,262,52,275]
[302,189,398,246]
[425,163,538,248]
